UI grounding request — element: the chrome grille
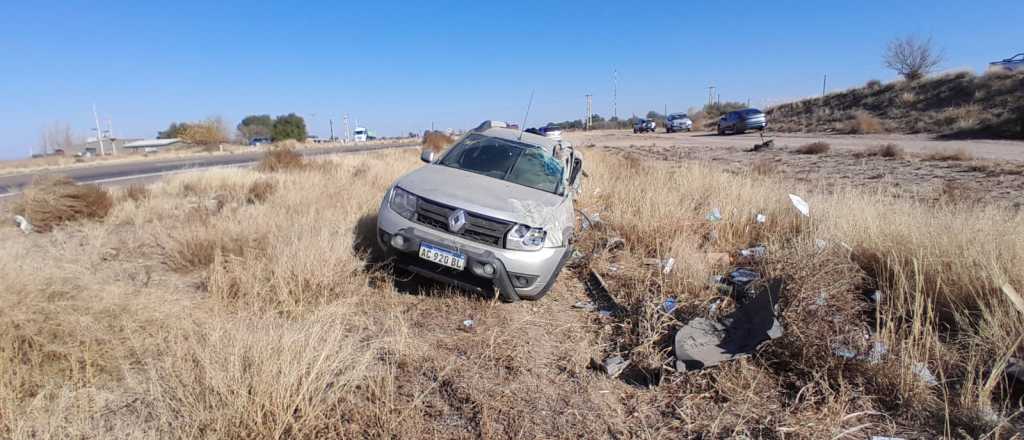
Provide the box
[415,198,512,247]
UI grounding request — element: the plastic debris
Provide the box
[573,300,597,311]
[815,290,828,306]
[870,436,906,440]
[911,362,939,386]
[644,257,676,274]
[706,208,722,222]
[706,229,719,243]
[866,341,888,364]
[13,215,33,234]
[788,194,810,217]
[567,250,585,265]
[832,344,857,359]
[605,237,625,252]
[870,290,883,303]
[662,298,678,314]
[729,269,761,285]
[607,263,621,273]
[580,211,601,230]
[675,281,783,371]
[739,245,767,259]
[708,299,723,314]
[598,310,613,319]
[460,319,476,333]
[814,239,828,251]
[755,213,767,224]
[592,355,629,378]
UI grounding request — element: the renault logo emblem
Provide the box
[448,209,467,233]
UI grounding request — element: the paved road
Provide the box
[0,142,414,198]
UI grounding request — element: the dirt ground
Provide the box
[566,130,1024,207]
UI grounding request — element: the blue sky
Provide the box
[1,0,1020,159]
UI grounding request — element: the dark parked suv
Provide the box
[717,108,767,135]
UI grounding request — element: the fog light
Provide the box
[390,235,405,249]
[482,264,495,276]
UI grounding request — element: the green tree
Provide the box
[271,113,308,142]
[158,122,191,139]
[237,114,273,142]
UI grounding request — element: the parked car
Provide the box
[249,137,271,146]
[539,124,563,141]
[717,108,767,135]
[633,118,656,133]
[665,113,693,133]
[989,53,1024,72]
[376,120,584,301]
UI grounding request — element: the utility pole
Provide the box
[329,118,335,140]
[822,73,828,97]
[612,69,618,120]
[93,104,106,156]
[585,94,593,130]
[707,86,716,107]
[343,113,350,141]
[106,118,117,155]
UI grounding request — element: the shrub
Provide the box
[856,143,905,159]
[245,179,276,204]
[422,131,455,153]
[865,79,883,89]
[122,184,151,202]
[844,111,884,134]
[924,147,973,161]
[179,117,230,146]
[271,113,308,142]
[10,176,112,232]
[794,141,831,155]
[257,147,305,172]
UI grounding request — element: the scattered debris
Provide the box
[598,310,613,319]
[607,263,621,273]
[739,245,767,259]
[788,194,810,217]
[706,208,722,222]
[708,299,723,315]
[815,290,828,306]
[755,213,767,224]
[750,139,774,152]
[866,341,888,364]
[579,211,602,230]
[643,257,676,274]
[870,436,906,440]
[13,215,33,234]
[460,319,476,333]
[591,355,630,378]
[911,362,938,386]
[662,298,677,314]
[833,344,857,359]
[675,281,783,371]
[567,250,585,265]
[572,300,597,311]
[605,237,626,252]
[729,269,761,286]
[814,239,828,251]
[870,290,883,303]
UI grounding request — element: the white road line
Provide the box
[0,162,254,199]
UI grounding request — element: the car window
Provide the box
[439,134,564,194]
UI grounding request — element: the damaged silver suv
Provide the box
[376,121,584,301]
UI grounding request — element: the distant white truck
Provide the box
[353,127,368,142]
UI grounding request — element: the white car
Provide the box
[990,53,1024,72]
[539,125,562,141]
[665,113,693,133]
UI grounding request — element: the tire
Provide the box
[717,125,724,135]
[633,128,638,134]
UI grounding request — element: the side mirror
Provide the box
[568,157,584,189]
[420,149,435,163]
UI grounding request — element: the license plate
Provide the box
[418,243,466,271]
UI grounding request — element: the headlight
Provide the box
[389,187,418,220]
[506,224,547,251]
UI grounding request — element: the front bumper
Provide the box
[376,203,568,301]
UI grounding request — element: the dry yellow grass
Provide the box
[794,141,831,155]
[1,147,1021,438]
[10,176,112,232]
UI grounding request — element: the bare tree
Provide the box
[884,35,943,81]
[38,121,74,156]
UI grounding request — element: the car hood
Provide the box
[396,164,567,228]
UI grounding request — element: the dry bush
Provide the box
[257,147,305,172]
[751,158,779,176]
[844,111,885,134]
[794,141,831,155]
[10,176,112,232]
[121,184,151,202]
[923,147,973,161]
[273,139,302,150]
[865,79,883,89]
[245,179,275,204]
[855,143,906,159]
[423,131,455,153]
[179,117,229,146]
